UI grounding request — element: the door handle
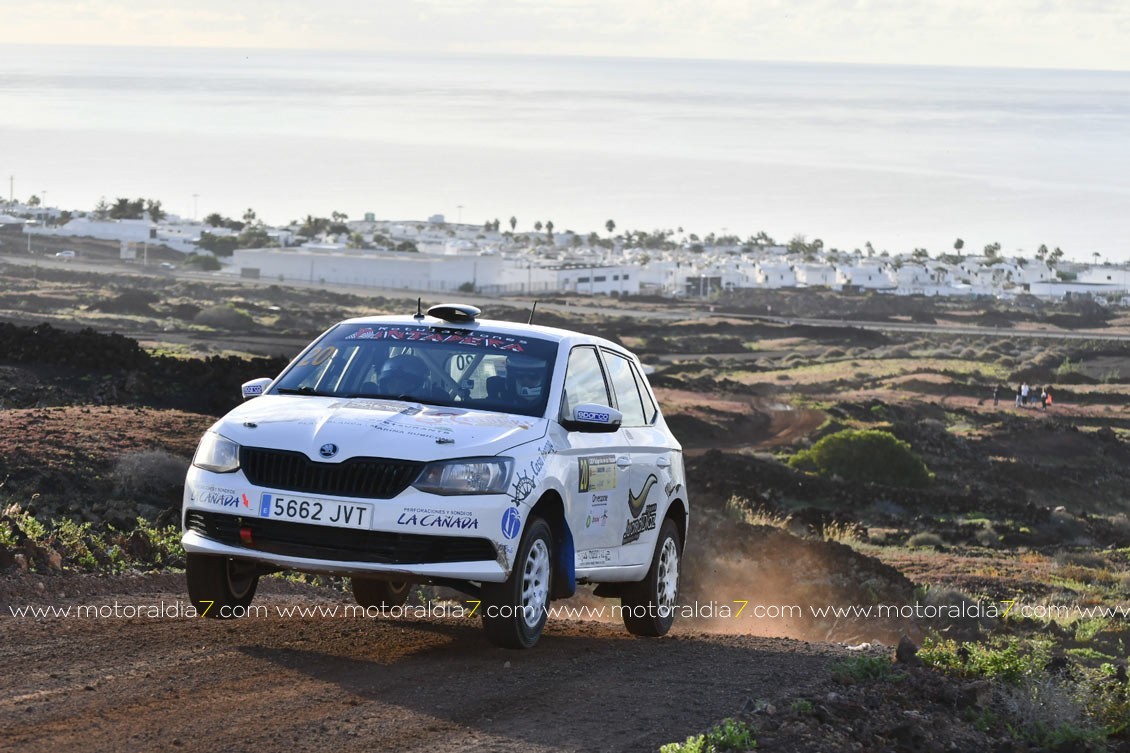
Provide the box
[616,455,632,468]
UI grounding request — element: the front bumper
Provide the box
[182,469,516,582]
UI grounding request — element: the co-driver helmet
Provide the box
[507,354,545,400]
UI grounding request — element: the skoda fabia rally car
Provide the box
[182,303,689,648]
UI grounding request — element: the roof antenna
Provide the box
[527,300,538,325]
[414,297,424,321]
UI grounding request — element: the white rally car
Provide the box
[182,303,689,648]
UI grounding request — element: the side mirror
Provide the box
[561,403,622,433]
[241,377,273,400]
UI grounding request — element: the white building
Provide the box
[836,262,894,290]
[28,217,154,244]
[553,265,640,296]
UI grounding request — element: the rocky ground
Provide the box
[2,257,1129,750]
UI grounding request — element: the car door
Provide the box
[601,348,672,566]
[556,345,630,561]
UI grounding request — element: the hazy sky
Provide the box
[3,0,1128,71]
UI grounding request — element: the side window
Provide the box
[603,351,647,427]
[630,362,659,424]
[561,346,611,417]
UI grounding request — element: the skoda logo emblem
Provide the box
[319,443,339,459]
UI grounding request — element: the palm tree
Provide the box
[545,220,554,239]
[146,199,166,223]
[605,219,615,236]
[954,238,964,256]
[509,216,517,232]
[534,221,543,233]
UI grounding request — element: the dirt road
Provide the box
[0,574,848,753]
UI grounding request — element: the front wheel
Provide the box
[351,577,411,610]
[186,553,259,618]
[481,516,553,649]
[621,518,681,637]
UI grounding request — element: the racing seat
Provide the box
[486,375,507,401]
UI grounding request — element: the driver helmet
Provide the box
[377,353,429,395]
[507,354,545,400]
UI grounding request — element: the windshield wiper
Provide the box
[276,386,335,397]
[344,392,447,407]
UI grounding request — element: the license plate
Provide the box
[258,493,372,530]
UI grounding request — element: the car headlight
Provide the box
[192,432,241,473]
[413,457,513,496]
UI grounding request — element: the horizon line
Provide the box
[3,42,1127,76]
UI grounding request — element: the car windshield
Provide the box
[271,323,559,418]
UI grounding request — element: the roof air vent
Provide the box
[426,303,481,324]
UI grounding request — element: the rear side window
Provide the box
[602,350,648,427]
[561,346,611,417]
[630,362,659,424]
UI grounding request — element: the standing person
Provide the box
[1015,383,1023,408]
[1039,387,1048,410]
[993,384,1000,406]
[1021,381,1030,407]
[1045,387,1053,409]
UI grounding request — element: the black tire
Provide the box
[621,518,681,637]
[481,516,553,649]
[351,577,411,610]
[186,553,259,618]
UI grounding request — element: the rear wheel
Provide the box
[351,577,411,610]
[186,553,259,618]
[481,517,553,649]
[621,519,681,637]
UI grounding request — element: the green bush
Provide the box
[787,429,933,488]
[660,718,756,753]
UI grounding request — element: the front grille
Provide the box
[185,510,497,565]
[240,447,424,499]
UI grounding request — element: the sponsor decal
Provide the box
[578,455,617,493]
[508,440,554,507]
[344,326,527,352]
[198,490,240,508]
[243,384,263,396]
[664,480,682,499]
[350,398,415,413]
[575,409,610,423]
[242,493,252,509]
[396,511,479,530]
[585,493,609,529]
[622,503,658,545]
[501,507,522,540]
[509,470,536,507]
[628,474,658,518]
[578,548,615,566]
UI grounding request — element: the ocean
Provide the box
[1,45,1128,260]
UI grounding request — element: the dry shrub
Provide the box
[907,532,945,549]
[113,450,189,497]
[194,304,255,329]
